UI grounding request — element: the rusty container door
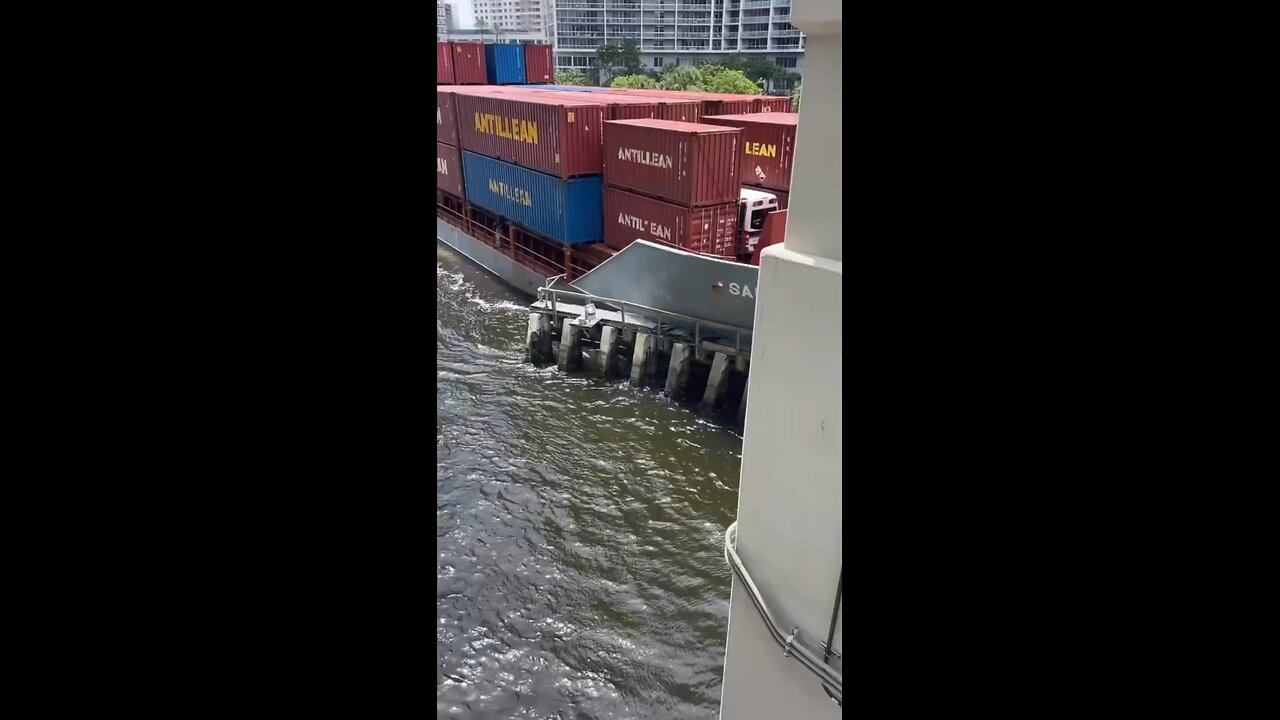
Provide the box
[437,142,465,199]
[522,44,555,84]
[451,42,488,85]
[437,90,458,146]
[437,43,455,84]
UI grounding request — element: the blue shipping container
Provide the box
[462,151,603,245]
[484,44,526,85]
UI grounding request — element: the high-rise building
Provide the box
[554,0,804,90]
[474,0,555,40]
[437,2,455,36]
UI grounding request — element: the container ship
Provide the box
[437,40,795,333]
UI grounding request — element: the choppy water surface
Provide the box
[437,243,743,719]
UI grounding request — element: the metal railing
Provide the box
[536,286,752,353]
[436,202,589,281]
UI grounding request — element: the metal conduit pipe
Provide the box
[723,522,843,705]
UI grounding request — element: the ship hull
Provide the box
[437,217,552,297]
[572,241,760,332]
[437,219,761,335]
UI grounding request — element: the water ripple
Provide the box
[437,246,741,719]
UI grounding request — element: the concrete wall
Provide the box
[717,0,842,718]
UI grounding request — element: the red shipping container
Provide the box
[523,44,554,84]
[755,97,793,113]
[437,90,458,146]
[455,93,606,178]
[463,86,659,121]
[585,89,701,122]
[585,93,661,120]
[604,119,741,207]
[437,43,455,84]
[702,113,798,192]
[598,88,757,116]
[437,142,465,199]
[604,186,739,257]
[537,91,661,121]
[769,188,789,210]
[751,209,788,266]
[451,42,488,85]
[473,86,700,122]
[703,98,755,116]
[657,98,701,123]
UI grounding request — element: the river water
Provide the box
[437,243,744,719]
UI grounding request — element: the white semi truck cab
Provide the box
[739,188,780,258]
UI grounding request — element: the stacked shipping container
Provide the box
[435,63,792,262]
[602,119,743,257]
[438,86,607,245]
[437,82,466,202]
[437,41,556,87]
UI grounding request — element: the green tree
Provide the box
[741,57,781,85]
[610,74,658,88]
[658,65,706,91]
[697,65,762,95]
[596,40,643,84]
[768,68,800,96]
[792,85,801,112]
[556,68,590,86]
[716,54,748,72]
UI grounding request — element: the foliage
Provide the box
[705,54,799,93]
[742,57,783,83]
[696,65,763,95]
[596,40,643,83]
[792,85,801,112]
[657,65,706,91]
[656,64,762,94]
[610,74,658,89]
[556,69,591,86]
